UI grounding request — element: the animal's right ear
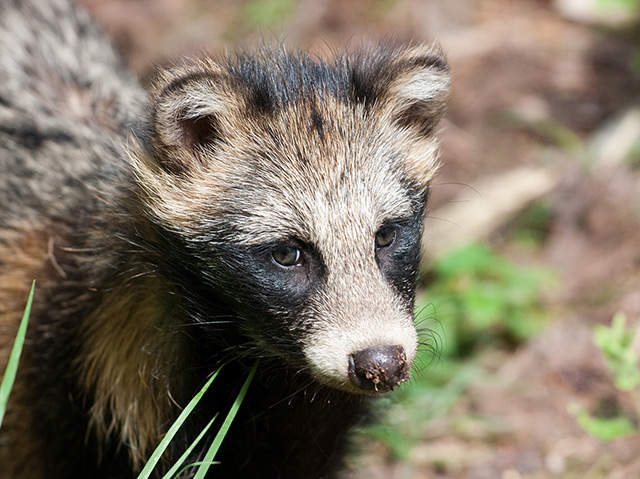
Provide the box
[150,64,245,174]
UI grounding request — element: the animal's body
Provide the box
[0,0,450,478]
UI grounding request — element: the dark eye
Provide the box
[375,225,397,249]
[272,245,303,267]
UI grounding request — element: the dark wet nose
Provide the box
[348,345,410,393]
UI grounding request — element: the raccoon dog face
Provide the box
[134,44,450,395]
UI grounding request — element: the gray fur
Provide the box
[0,0,144,227]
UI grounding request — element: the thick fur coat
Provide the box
[0,0,450,477]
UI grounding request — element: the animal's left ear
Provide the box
[383,44,451,137]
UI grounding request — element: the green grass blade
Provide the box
[161,415,217,479]
[173,460,220,478]
[0,280,35,429]
[193,361,258,479]
[137,367,222,479]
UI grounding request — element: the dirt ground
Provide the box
[78,1,640,477]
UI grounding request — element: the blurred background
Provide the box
[78,1,640,477]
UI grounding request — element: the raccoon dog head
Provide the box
[133,44,450,395]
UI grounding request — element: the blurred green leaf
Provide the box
[570,403,636,441]
[422,243,551,357]
[594,312,640,391]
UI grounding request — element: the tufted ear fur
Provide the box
[385,45,450,136]
[352,43,450,138]
[150,60,246,174]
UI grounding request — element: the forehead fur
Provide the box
[134,43,450,241]
[215,103,425,245]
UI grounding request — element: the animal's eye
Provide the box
[375,225,397,249]
[272,245,303,267]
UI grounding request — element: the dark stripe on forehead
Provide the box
[310,108,325,142]
[226,50,350,110]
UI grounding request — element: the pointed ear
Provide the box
[386,45,450,136]
[150,62,245,173]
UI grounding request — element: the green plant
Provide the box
[594,312,640,391]
[572,312,640,441]
[191,361,257,479]
[570,402,635,441]
[0,280,34,428]
[138,361,258,479]
[420,242,550,359]
[138,369,223,479]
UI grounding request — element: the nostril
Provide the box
[348,345,410,393]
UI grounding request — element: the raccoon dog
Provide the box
[0,0,450,477]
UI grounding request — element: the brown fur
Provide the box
[0,226,60,479]
[78,276,186,469]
